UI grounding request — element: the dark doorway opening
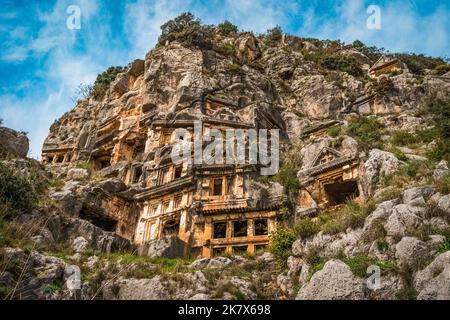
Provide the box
[162,219,180,237]
[80,208,117,232]
[324,180,359,205]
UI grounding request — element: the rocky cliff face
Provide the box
[2,16,450,300]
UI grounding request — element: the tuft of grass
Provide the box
[43,281,63,294]
[308,261,325,280]
[438,238,450,253]
[326,126,341,138]
[376,239,389,252]
[343,255,396,277]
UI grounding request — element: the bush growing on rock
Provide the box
[0,163,37,213]
[268,227,296,267]
[157,12,212,49]
[217,20,238,35]
[346,116,385,149]
[93,66,126,100]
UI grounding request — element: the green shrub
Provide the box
[268,227,296,267]
[396,287,417,300]
[308,261,325,280]
[217,20,238,35]
[372,77,395,93]
[391,130,419,146]
[76,161,92,172]
[43,281,63,294]
[431,64,450,76]
[403,160,420,178]
[0,163,37,213]
[395,52,446,75]
[265,26,283,42]
[327,126,341,137]
[438,238,450,253]
[321,200,376,235]
[433,173,450,194]
[157,12,212,48]
[415,127,439,143]
[218,43,238,56]
[346,116,385,149]
[227,63,241,73]
[376,239,389,252]
[343,255,395,278]
[294,219,319,239]
[92,66,126,100]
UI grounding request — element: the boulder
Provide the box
[72,236,89,253]
[0,248,69,300]
[66,168,90,181]
[0,126,29,158]
[438,194,450,215]
[415,251,450,293]
[433,160,449,180]
[361,198,400,239]
[207,257,233,269]
[287,256,303,277]
[138,236,186,259]
[361,149,402,198]
[395,237,429,270]
[384,204,427,238]
[296,260,365,300]
[103,276,173,300]
[277,274,294,297]
[402,186,435,204]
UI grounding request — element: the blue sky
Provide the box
[1,0,449,158]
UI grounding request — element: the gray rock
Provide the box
[66,168,90,181]
[188,293,210,300]
[415,251,450,292]
[189,258,210,269]
[384,204,427,238]
[138,236,186,259]
[0,126,29,158]
[103,276,172,300]
[438,194,450,215]
[207,257,233,269]
[72,236,89,253]
[291,239,303,257]
[395,237,429,270]
[296,260,365,300]
[287,256,303,277]
[415,251,450,300]
[361,149,402,198]
[402,186,435,204]
[85,255,99,269]
[433,160,449,180]
[277,274,294,298]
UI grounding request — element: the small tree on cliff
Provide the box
[157,12,212,48]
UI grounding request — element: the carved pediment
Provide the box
[210,107,244,122]
[310,147,343,168]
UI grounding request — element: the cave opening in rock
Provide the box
[80,208,118,232]
[324,180,359,206]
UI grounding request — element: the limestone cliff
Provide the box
[1,16,450,300]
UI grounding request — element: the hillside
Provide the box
[1,14,450,300]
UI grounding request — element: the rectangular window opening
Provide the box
[213,222,227,239]
[233,220,247,238]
